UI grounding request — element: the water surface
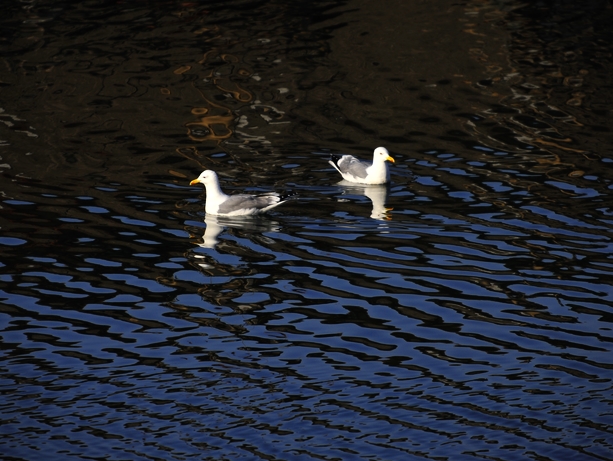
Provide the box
[1,1,613,460]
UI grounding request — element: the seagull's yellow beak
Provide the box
[386,156,395,163]
[190,179,200,185]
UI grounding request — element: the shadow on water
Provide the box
[1,0,613,460]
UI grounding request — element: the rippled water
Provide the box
[2,1,613,460]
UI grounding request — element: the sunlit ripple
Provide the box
[3,200,613,460]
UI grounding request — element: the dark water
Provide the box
[2,0,613,460]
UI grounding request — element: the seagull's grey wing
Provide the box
[217,193,280,214]
[251,193,282,209]
[338,156,370,179]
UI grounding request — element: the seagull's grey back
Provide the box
[339,156,369,179]
[217,193,280,214]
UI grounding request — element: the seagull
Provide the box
[328,147,395,184]
[189,170,295,216]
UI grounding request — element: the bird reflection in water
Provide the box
[198,214,281,249]
[336,180,393,220]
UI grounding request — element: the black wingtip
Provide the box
[280,190,299,201]
[329,154,342,168]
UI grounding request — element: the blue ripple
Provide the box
[0,237,27,246]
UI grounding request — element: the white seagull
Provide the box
[328,147,395,184]
[190,170,295,216]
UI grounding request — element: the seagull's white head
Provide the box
[190,170,218,186]
[374,147,395,164]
